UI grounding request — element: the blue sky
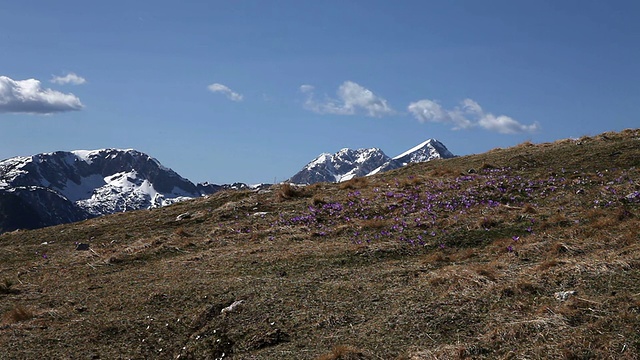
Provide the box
[1,1,638,184]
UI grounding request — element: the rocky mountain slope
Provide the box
[0,149,244,232]
[289,138,454,184]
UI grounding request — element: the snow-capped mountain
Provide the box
[288,148,392,184]
[392,139,454,165]
[368,139,456,176]
[288,139,455,184]
[0,149,233,232]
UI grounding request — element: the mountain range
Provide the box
[0,138,453,233]
[0,149,255,233]
[1,130,639,359]
[288,139,455,184]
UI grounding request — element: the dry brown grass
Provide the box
[399,175,423,188]
[428,167,457,177]
[536,259,560,271]
[174,226,191,237]
[276,183,308,201]
[0,278,18,295]
[357,217,391,229]
[477,216,501,229]
[0,128,639,359]
[311,193,327,206]
[522,203,537,214]
[338,177,369,190]
[480,162,496,170]
[2,306,34,325]
[316,345,371,360]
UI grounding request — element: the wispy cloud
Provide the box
[299,84,315,93]
[0,76,84,114]
[408,98,538,134]
[51,72,86,85]
[207,83,243,102]
[301,81,394,117]
[406,99,473,130]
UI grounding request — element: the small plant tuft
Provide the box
[478,216,500,229]
[339,177,369,190]
[359,218,390,229]
[616,207,634,221]
[316,345,371,360]
[277,183,306,201]
[2,305,34,324]
[0,278,19,295]
[522,203,538,214]
[536,259,560,271]
[175,227,191,237]
[480,162,496,170]
[399,176,422,188]
[516,140,535,148]
[429,167,457,177]
[311,194,327,206]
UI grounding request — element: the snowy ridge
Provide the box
[305,153,333,170]
[393,139,438,160]
[289,148,392,184]
[289,139,455,184]
[393,139,454,165]
[70,150,98,164]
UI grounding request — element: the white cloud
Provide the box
[408,98,538,134]
[299,84,315,93]
[301,81,394,117]
[51,72,86,85]
[0,76,84,114]
[477,114,539,134]
[461,98,483,115]
[207,83,243,102]
[407,99,473,130]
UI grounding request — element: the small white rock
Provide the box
[554,290,577,301]
[176,212,191,221]
[221,300,244,315]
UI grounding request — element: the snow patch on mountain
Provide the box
[56,174,105,202]
[75,169,193,215]
[305,153,332,170]
[393,139,454,165]
[393,140,437,160]
[71,150,98,164]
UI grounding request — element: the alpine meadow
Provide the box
[1,129,639,359]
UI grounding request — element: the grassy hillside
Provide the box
[1,129,639,359]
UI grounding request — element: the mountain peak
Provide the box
[290,147,391,184]
[0,149,201,232]
[289,139,455,184]
[392,138,454,165]
[71,148,138,163]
